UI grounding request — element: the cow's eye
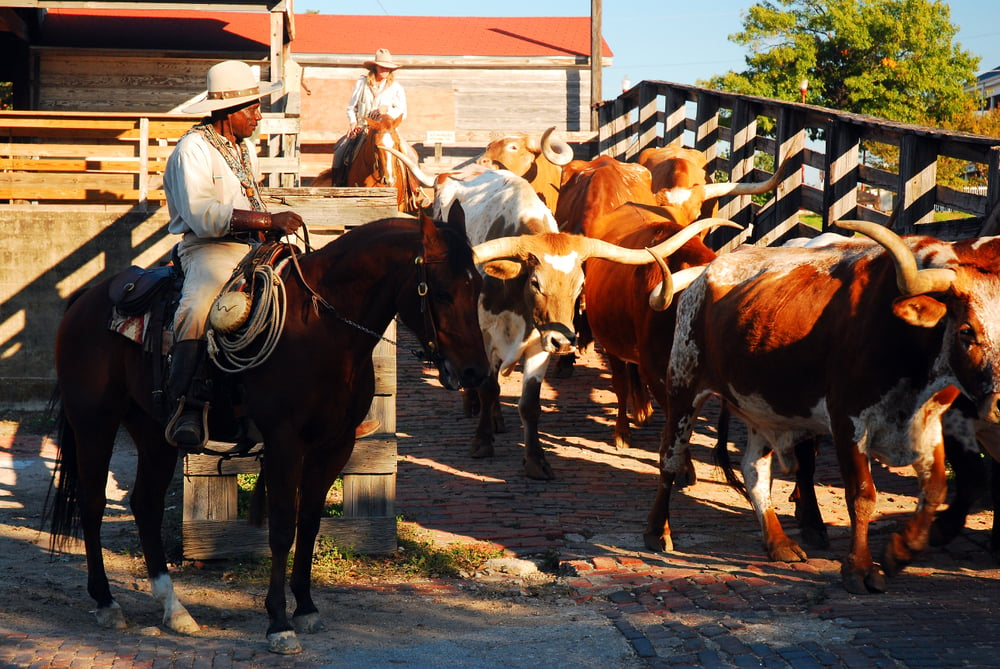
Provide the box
[959,324,978,345]
[530,277,542,293]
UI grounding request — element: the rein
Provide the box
[284,238,444,364]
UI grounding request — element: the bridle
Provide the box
[285,239,446,366]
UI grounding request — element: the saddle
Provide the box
[106,242,293,456]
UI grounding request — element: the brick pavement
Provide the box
[391,330,1000,668]
[4,328,1000,668]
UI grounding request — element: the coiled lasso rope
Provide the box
[207,262,287,373]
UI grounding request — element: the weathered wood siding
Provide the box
[30,49,593,178]
[34,51,273,112]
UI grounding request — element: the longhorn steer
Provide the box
[554,155,657,237]
[583,202,738,450]
[388,147,718,479]
[475,126,574,211]
[638,144,786,225]
[645,220,1000,594]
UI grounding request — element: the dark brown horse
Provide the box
[47,208,490,654]
[312,114,424,215]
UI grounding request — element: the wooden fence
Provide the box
[595,80,1000,248]
[0,110,299,207]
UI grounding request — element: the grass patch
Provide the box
[215,520,506,585]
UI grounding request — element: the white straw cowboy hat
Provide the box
[363,48,401,70]
[183,60,283,114]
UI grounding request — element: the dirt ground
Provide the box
[0,414,648,668]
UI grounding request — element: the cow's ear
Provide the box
[482,259,523,280]
[892,295,947,328]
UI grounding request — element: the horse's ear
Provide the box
[419,207,444,254]
[446,201,468,238]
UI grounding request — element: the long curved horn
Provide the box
[646,248,673,311]
[833,220,956,296]
[540,126,574,167]
[471,236,525,264]
[648,266,709,311]
[702,158,789,200]
[644,217,742,258]
[578,217,741,264]
[382,146,437,187]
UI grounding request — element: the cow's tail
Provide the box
[44,395,83,552]
[714,403,749,500]
[627,364,654,426]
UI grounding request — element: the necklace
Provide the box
[189,123,267,212]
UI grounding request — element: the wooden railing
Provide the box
[595,80,1000,249]
[0,110,299,207]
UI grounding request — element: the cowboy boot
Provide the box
[165,339,210,452]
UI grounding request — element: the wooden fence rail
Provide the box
[596,80,1000,248]
[0,110,298,207]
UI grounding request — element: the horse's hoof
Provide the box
[469,443,494,459]
[643,531,673,553]
[292,612,324,634]
[165,609,200,635]
[267,630,303,655]
[94,602,127,630]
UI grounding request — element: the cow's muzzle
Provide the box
[538,323,577,355]
[980,392,1000,424]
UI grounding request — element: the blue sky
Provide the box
[296,1,1000,94]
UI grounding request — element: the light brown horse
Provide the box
[47,208,490,654]
[312,114,423,215]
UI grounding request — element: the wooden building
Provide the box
[7,8,611,177]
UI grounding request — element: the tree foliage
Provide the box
[703,0,981,127]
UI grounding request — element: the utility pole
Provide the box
[590,0,602,131]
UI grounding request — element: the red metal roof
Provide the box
[39,9,612,59]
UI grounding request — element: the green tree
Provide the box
[704,0,981,127]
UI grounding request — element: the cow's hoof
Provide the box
[767,541,808,562]
[643,531,673,553]
[95,602,127,630]
[553,356,575,379]
[292,612,323,634]
[928,512,962,547]
[524,458,555,480]
[267,630,303,655]
[469,442,494,459]
[613,432,631,450]
[800,524,830,550]
[882,532,919,577]
[842,564,886,594]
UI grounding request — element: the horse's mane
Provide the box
[312,214,473,275]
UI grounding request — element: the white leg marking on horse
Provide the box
[150,573,200,634]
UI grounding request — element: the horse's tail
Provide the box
[714,403,749,500]
[43,287,89,552]
[43,399,83,552]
